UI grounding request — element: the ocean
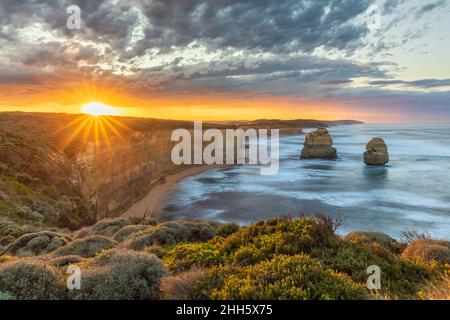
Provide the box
[160,124,450,240]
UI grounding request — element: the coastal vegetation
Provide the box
[0,216,448,300]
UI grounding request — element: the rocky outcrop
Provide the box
[300,128,337,159]
[364,138,389,165]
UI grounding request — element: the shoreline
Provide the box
[122,165,225,218]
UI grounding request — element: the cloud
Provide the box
[369,78,450,89]
[0,0,386,94]
[134,0,372,54]
[414,0,446,18]
[0,0,449,122]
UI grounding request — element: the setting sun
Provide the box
[82,102,119,116]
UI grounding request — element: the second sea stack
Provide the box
[364,138,389,165]
[300,128,337,159]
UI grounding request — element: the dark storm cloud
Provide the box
[0,0,373,54]
[131,0,372,55]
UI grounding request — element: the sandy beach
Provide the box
[122,165,224,218]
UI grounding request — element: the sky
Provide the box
[0,0,449,122]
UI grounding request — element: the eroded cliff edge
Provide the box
[0,112,363,235]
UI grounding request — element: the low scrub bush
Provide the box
[196,254,369,300]
[88,218,132,237]
[160,268,206,300]
[164,243,224,273]
[402,239,450,264]
[113,224,148,242]
[344,231,395,246]
[4,231,71,256]
[126,221,218,250]
[310,239,435,298]
[232,244,266,266]
[52,235,118,258]
[216,223,240,237]
[145,245,167,259]
[0,259,65,300]
[0,291,15,300]
[70,249,169,300]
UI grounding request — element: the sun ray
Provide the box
[53,114,90,135]
[102,117,126,142]
[98,118,112,149]
[81,116,94,149]
[93,117,100,147]
[59,115,92,151]
[105,116,132,132]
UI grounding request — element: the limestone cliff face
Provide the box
[75,129,178,218]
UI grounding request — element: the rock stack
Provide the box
[300,128,337,159]
[364,138,389,165]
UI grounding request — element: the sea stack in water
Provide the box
[300,128,337,159]
[364,138,389,165]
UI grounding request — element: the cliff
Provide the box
[0,112,362,235]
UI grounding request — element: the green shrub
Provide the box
[0,221,23,238]
[14,206,44,222]
[142,218,158,226]
[70,249,169,300]
[0,291,15,300]
[126,221,218,250]
[113,224,148,242]
[311,239,435,298]
[89,218,132,237]
[165,243,224,273]
[344,231,395,246]
[145,245,167,259]
[0,260,65,300]
[164,217,343,273]
[232,245,266,266]
[5,231,71,256]
[216,223,239,237]
[402,239,450,264]
[217,217,336,257]
[196,254,369,300]
[52,235,117,258]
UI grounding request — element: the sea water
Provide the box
[161,124,450,239]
